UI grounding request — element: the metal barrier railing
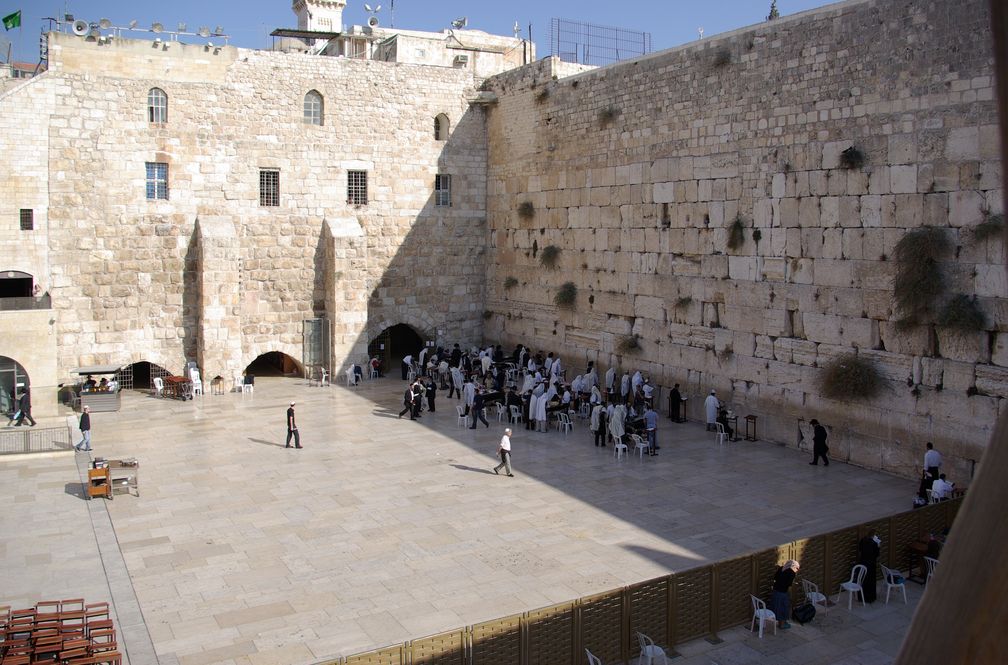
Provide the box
[0,425,73,455]
[324,498,962,664]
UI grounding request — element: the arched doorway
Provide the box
[368,324,423,377]
[118,361,170,391]
[245,351,303,377]
[0,270,33,298]
[0,355,29,417]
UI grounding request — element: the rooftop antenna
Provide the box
[364,4,381,28]
[697,26,704,39]
[451,16,468,30]
[513,21,520,39]
[128,20,138,29]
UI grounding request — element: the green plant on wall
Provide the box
[504,277,519,290]
[598,105,620,127]
[973,210,1004,242]
[839,145,865,170]
[554,282,577,309]
[819,353,884,400]
[893,227,950,327]
[540,245,561,269]
[675,296,693,308]
[938,294,987,332]
[726,216,747,251]
[518,201,535,219]
[617,334,641,354]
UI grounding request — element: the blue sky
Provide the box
[2,1,835,65]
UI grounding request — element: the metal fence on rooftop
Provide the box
[549,17,652,67]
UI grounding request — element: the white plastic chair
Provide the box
[840,564,867,610]
[613,437,628,460]
[188,369,203,396]
[630,434,649,459]
[715,421,728,445]
[923,556,938,584]
[241,377,254,394]
[345,368,356,387]
[233,375,244,392]
[509,404,522,424]
[585,648,602,665]
[636,632,669,665]
[880,564,907,605]
[320,368,330,387]
[495,403,506,422]
[557,412,573,434]
[750,595,776,638]
[152,376,164,397]
[456,405,467,428]
[801,578,828,614]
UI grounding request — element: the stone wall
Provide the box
[482,0,1003,480]
[0,32,489,392]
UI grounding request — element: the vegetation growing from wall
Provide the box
[937,294,987,332]
[727,217,747,251]
[504,277,519,290]
[617,334,641,354]
[540,245,561,269]
[598,105,620,127]
[893,227,951,327]
[554,282,577,309]
[973,211,1004,242]
[839,145,865,170]
[518,201,535,219]
[819,353,884,400]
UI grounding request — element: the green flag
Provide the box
[2,10,20,31]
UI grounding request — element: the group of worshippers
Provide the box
[916,442,955,504]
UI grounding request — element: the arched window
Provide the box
[147,87,167,123]
[304,90,323,126]
[434,113,450,141]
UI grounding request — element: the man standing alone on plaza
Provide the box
[493,428,514,476]
[74,406,92,451]
[809,419,828,466]
[924,442,942,480]
[286,402,302,448]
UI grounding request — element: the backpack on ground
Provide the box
[792,602,816,625]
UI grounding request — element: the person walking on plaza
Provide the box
[411,380,424,419]
[401,353,413,380]
[398,384,414,419]
[493,428,514,476]
[285,402,302,448]
[74,406,92,451]
[704,390,719,431]
[470,388,489,429]
[924,442,942,480]
[14,389,36,427]
[809,418,829,466]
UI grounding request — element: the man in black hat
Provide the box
[809,419,829,466]
[286,402,302,448]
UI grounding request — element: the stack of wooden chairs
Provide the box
[0,600,121,664]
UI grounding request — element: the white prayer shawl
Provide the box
[642,383,654,399]
[561,390,572,405]
[621,373,631,397]
[527,358,537,373]
[419,348,428,366]
[528,393,539,420]
[544,384,557,403]
[451,366,464,389]
[521,374,534,394]
[571,375,583,394]
[609,405,626,438]
[590,386,602,404]
[605,367,616,392]
[481,355,492,374]
[533,382,545,397]
[551,358,562,378]
[535,393,549,422]
[590,404,603,431]
[544,357,553,374]
[631,371,643,393]
[585,369,598,390]
[464,381,476,407]
[704,394,720,424]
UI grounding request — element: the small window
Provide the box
[435,174,452,207]
[148,87,167,123]
[260,169,280,207]
[304,90,323,125]
[145,162,169,200]
[19,209,34,231]
[434,113,450,140]
[348,170,368,205]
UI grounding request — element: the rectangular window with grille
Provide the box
[145,162,169,200]
[435,174,451,207]
[260,168,280,207]
[347,170,368,205]
[19,209,33,231]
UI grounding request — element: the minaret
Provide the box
[292,0,347,32]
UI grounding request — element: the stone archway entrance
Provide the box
[0,355,29,417]
[245,351,304,377]
[368,324,423,376]
[118,361,171,391]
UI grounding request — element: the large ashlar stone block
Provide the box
[948,189,985,227]
[787,258,814,284]
[945,126,980,161]
[890,165,918,194]
[976,364,1008,398]
[653,181,675,203]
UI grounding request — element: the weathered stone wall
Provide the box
[483,0,1002,479]
[0,32,488,389]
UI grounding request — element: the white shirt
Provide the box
[403,355,413,365]
[704,394,720,423]
[605,367,616,391]
[499,434,511,452]
[931,478,953,499]
[642,383,654,399]
[924,449,942,470]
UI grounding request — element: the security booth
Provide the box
[73,365,122,413]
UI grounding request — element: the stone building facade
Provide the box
[482,0,1002,479]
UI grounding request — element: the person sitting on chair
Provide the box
[716,408,734,439]
[83,375,97,392]
[352,363,363,385]
[931,474,954,500]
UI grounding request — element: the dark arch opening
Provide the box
[0,355,30,417]
[245,351,303,377]
[368,324,423,375]
[0,270,33,298]
[119,361,170,391]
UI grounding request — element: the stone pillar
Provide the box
[194,217,243,382]
[322,217,367,371]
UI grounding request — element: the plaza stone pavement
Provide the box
[0,376,921,665]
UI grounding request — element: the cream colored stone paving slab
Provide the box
[4,376,920,664]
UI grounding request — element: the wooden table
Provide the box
[163,375,192,400]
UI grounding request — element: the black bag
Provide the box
[792,602,816,625]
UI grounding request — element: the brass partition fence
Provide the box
[325,499,961,665]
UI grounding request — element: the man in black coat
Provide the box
[14,389,36,426]
[669,383,683,422]
[426,378,437,413]
[809,419,829,466]
[398,385,414,419]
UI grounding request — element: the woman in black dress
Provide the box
[771,560,800,629]
[858,530,881,603]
